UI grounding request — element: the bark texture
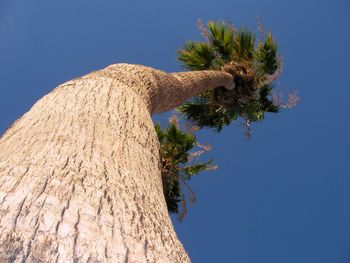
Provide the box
[0,64,233,262]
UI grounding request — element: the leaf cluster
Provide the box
[177,20,281,132]
[155,121,213,220]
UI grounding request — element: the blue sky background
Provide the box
[1,0,349,262]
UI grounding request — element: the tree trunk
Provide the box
[0,64,233,262]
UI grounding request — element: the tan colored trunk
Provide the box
[0,64,233,262]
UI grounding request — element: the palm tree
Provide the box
[0,21,282,262]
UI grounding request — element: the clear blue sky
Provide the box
[1,0,349,262]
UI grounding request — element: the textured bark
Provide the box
[0,64,233,262]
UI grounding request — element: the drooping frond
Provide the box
[178,96,238,132]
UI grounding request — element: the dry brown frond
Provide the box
[256,15,265,39]
[286,92,300,109]
[226,21,237,33]
[188,151,205,163]
[197,19,210,40]
[184,121,201,132]
[206,165,218,171]
[188,150,205,160]
[196,143,212,151]
[272,90,300,109]
[168,114,179,127]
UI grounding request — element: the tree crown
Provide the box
[158,20,297,219]
[177,20,281,132]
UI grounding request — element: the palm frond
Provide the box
[207,21,235,61]
[178,42,218,70]
[184,161,213,178]
[232,28,256,61]
[178,97,238,132]
[254,32,279,75]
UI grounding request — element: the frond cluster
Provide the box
[155,120,214,220]
[177,20,281,132]
[156,20,290,220]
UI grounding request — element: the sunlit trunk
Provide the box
[0,64,233,262]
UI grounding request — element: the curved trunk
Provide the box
[0,64,233,262]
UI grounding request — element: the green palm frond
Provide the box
[254,32,279,74]
[232,28,256,61]
[178,97,238,132]
[184,161,213,178]
[178,42,218,70]
[207,21,235,61]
